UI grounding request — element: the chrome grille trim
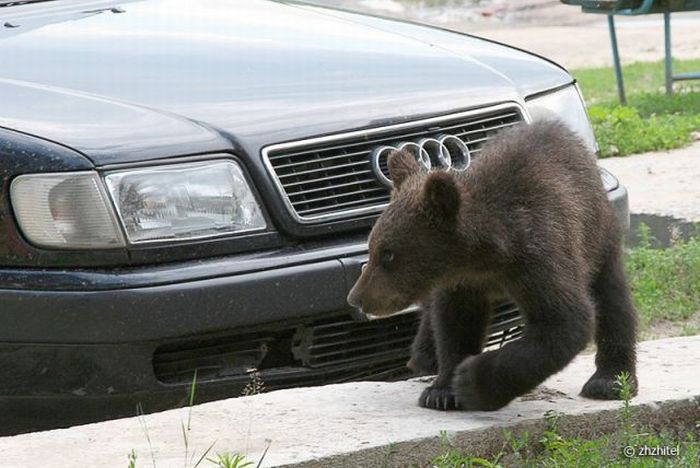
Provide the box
[262,102,528,223]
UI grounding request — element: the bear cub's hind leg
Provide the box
[408,308,438,376]
[418,283,491,411]
[582,243,638,400]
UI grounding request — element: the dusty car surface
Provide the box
[0,0,628,432]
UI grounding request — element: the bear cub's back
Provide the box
[462,120,615,272]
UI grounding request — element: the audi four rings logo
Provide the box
[370,135,472,187]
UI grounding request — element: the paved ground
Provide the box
[0,336,698,467]
[599,141,700,222]
[474,17,700,69]
[322,0,700,69]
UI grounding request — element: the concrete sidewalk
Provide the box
[599,142,700,223]
[0,336,698,467]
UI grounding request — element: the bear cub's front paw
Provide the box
[581,371,638,400]
[419,386,459,411]
[451,357,503,411]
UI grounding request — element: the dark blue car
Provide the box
[0,0,628,432]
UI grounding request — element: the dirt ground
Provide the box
[321,0,700,69]
[643,311,700,340]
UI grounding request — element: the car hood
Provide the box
[0,0,572,165]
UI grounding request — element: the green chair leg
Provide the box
[608,14,627,105]
[664,11,673,95]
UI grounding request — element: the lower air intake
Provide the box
[153,301,524,387]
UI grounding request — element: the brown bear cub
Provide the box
[347,120,638,411]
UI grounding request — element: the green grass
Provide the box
[625,226,700,332]
[432,373,700,467]
[206,453,254,468]
[572,59,700,157]
[574,59,700,104]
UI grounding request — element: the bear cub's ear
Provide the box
[423,171,460,225]
[388,150,421,190]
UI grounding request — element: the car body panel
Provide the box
[0,0,571,165]
[295,2,574,96]
[0,79,232,163]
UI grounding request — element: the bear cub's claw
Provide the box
[581,371,638,400]
[419,386,459,411]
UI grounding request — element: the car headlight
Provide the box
[104,160,266,244]
[525,84,597,153]
[11,172,126,249]
[10,160,266,249]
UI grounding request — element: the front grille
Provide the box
[291,312,420,368]
[485,301,525,349]
[152,300,524,387]
[153,332,275,385]
[264,104,524,222]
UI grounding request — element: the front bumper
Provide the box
[0,174,629,434]
[0,237,378,433]
[603,168,630,232]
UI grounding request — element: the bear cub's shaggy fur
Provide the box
[347,120,638,411]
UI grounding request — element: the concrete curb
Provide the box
[289,397,700,467]
[0,336,698,468]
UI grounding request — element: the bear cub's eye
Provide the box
[380,249,396,269]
